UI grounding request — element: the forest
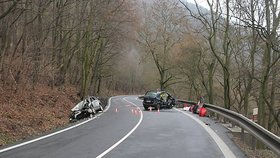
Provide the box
[0,0,279,143]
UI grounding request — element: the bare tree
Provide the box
[0,0,138,97]
[138,0,186,90]
[179,0,225,105]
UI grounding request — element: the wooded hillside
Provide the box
[0,0,140,98]
[0,0,279,146]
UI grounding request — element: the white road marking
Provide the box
[0,117,96,153]
[103,97,113,112]
[174,108,236,158]
[0,97,115,154]
[96,97,143,158]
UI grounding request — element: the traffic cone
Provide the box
[149,106,152,112]
[134,108,137,115]
[115,108,118,113]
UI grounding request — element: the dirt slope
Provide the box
[0,84,80,146]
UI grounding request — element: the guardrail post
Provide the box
[241,127,245,144]
[251,134,256,150]
[231,121,235,128]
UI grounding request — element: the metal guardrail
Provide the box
[176,99,280,156]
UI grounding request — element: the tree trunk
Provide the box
[222,0,231,110]
[32,0,43,89]
[208,62,215,104]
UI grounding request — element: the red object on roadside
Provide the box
[199,107,207,117]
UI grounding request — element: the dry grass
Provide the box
[232,134,278,158]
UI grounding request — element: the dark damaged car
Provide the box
[142,91,175,110]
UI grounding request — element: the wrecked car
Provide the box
[143,91,176,110]
[69,96,103,122]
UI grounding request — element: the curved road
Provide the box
[0,96,245,158]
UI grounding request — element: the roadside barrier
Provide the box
[176,99,280,156]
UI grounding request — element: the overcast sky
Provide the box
[183,0,210,9]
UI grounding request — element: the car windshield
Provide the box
[145,91,157,98]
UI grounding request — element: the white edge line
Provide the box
[96,97,143,158]
[0,97,116,154]
[0,117,95,153]
[174,108,236,158]
[103,97,112,112]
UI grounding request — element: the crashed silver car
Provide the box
[69,96,103,122]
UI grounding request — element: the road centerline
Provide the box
[96,97,143,158]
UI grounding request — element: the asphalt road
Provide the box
[0,96,246,158]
